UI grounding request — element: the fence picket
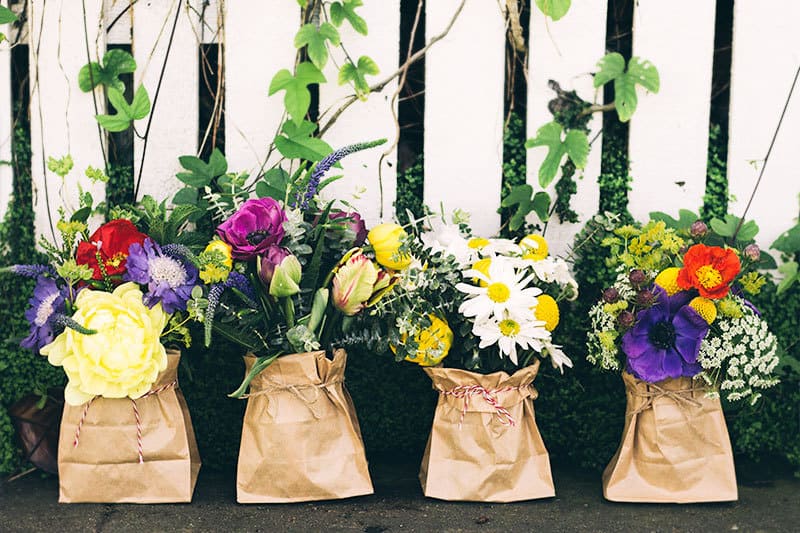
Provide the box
[132,0,198,203]
[318,0,400,225]
[424,0,505,235]
[28,0,107,243]
[0,0,12,220]
[105,0,131,45]
[224,0,298,177]
[627,0,716,222]
[727,1,800,249]
[527,2,607,257]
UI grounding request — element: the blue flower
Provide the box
[124,239,199,313]
[21,276,66,351]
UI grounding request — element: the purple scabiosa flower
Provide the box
[216,198,287,261]
[21,276,66,351]
[621,286,709,382]
[293,139,387,210]
[124,239,199,313]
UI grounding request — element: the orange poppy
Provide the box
[677,244,741,299]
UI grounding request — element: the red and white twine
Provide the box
[442,385,520,428]
[73,380,178,464]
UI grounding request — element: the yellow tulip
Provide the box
[368,223,412,270]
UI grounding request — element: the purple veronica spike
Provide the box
[7,264,57,279]
[124,238,199,313]
[621,286,709,382]
[21,276,67,351]
[293,139,387,210]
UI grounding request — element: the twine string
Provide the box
[441,385,524,428]
[629,383,705,416]
[240,379,344,420]
[72,380,178,465]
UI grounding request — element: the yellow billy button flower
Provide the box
[403,315,454,367]
[520,234,548,261]
[689,296,717,324]
[199,239,233,284]
[534,294,560,331]
[368,223,412,270]
[39,282,169,406]
[654,267,682,296]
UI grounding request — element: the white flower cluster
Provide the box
[586,302,621,371]
[697,298,780,404]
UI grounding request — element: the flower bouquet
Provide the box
[9,198,202,503]
[586,214,780,503]
[193,142,389,503]
[370,214,578,502]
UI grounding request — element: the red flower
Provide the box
[677,244,741,299]
[76,219,149,282]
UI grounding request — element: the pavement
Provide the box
[1,461,799,533]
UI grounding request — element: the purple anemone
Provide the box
[125,239,199,313]
[21,276,66,351]
[216,197,286,260]
[621,286,709,382]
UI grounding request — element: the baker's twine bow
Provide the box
[73,380,178,464]
[629,383,706,416]
[240,378,343,420]
[442,385,525,428]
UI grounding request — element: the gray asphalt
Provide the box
[1,462,799,532]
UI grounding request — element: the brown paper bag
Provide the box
[57,349,201,503]
[419,359,555,502]
[236,349,374,503]
[602,371,737,503]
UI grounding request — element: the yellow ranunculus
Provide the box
[368,223,412,270]
[40,282,169,406]
[403,315,453,367]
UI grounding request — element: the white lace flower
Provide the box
[457,257,541,322]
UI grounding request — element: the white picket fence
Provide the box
[1,0,799,257]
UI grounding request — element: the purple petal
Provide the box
[662,349,683,379]
[628,347,665,382]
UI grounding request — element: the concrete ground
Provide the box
[1,462,799,532]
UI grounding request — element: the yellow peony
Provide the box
[368,223,412,270]
[534,294,560,331]
[520,234,548,261]
[654,267,682,296]
[689,296,717,324]
[397,315,453,367]
[40,282,169,406]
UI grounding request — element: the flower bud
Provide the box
[617,310,635,328]
[690,220,708,238]
[744,243,760,261]
[635,289,657,307]
[332,252,380,315]
[330,211,368,246]
[258,246,290,285]
[602,287,620,304]
[269,255,302,298]
[628,269,646,288]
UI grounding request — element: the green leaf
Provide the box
[777,261,798,295]
[308,288,329,334]
[129,85,150,120]
[594,54,659,122]
[78,49,136,93]
[0,6,18,25]
[70,206,92,223]
[772,224,800,254]
[531,191,551,222]
[176,150,228,188]
[758,250,778,270]
[501,184,549,231]
[649,209,700,231]
[338,56,379,99]
[563,130,589,169]
[256,168,290,201]
[294,23,340,69]
[525,121,567,188]
[735,220,759,243]
[95,113,131,133]
[229,354,280,398]
[269,62,326,126]
[534,0,571,21]
[274,120,333,162]
[710,214,738,238]
[94,85,149,131]
[330,0,368,35]
[208,148,228,177]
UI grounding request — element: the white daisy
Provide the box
[421,220,473,266]
[472,314,550,365]
[465,236,521,258]
[457,257,541,322]
[542,341,573,373]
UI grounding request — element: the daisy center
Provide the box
[499,319,520,337]
[487,282,511,303]
[35,293,60,326]
[468,237,490,250]
[149,256,188,287]
[648,320,676,349]
[695,264,723,289]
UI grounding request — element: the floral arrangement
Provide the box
[9,201,199,406]
[586,215,780,403]
[189,141,396,396]
[369,213,579,373]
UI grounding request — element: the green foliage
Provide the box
[294,23,340,69]
[525,121,588,188]
[269,62,326,127]
[338,56,379,100]
[0,5,18,43]
[598,119,632,217]
[594,53,660,122]
[96,86,151,132]
[330,0,368,35]
[701,123,728,221]
[501,184,550,232]
[553,160,579,223]
[534,0,571,21]
[274,120,333,162]
[78,49,137,93]
[395,155,424,226]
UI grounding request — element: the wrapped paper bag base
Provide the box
[57,349,201,503]
[602,371,737,503]
[237,349,373,503]
[419,360,555,502]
